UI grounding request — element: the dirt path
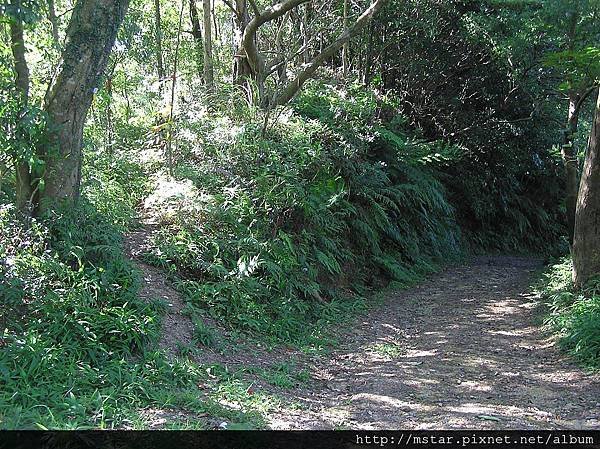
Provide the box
[122,228,600,430]
[124,225,195,355]
[268,256,600,430]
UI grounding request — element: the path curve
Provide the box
[269,256,600,430]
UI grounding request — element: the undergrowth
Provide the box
[144,83,464,344]
[0,154,264,429]
[539,258,600,370]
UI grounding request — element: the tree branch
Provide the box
[241,0,311,74]
[573,84,600,119]
[272,0,387,106]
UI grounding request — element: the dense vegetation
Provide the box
[0,0,598,430]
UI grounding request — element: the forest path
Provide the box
[124,224,195,356]
[122,226,600,429]
[269,256,600,430]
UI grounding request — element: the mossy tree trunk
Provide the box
[203,0,214,91]
[40,0,130,211]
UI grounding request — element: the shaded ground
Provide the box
[124,227,600,429]
[268,256,600,430]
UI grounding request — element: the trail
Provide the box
[123,227,600,429]
[268,257,600,430]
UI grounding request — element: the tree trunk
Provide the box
[301,2,311,64]
[189,0,203,76]
[573,90,600,287]
[47,0,60,46]
[9,0,33,212]
[203,0,214,91]
[40,0,130,209]
[562,91,582,246]
[341,0,349,77]
[154,0,165,91]
[190,0,203,42]
[166,0,186,176]
[237,0,313,105]
[363,20,374,84]
[232,0,252,84]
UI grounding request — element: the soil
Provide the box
[124,226,600,430]
[124,225,195,355]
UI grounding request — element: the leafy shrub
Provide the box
[540,258,600,369]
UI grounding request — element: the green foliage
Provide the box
[0,163,205,429]
[144,83,463,343]
[0,90,48,200]
[378,1,567,254]
[540,258,600,369]
[192,316,219,348]
[439,142,566,253]
[81,148,150,230]
[543,47,600,90]
[0,1,43,24]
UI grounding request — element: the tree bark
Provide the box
[190,0,203,42]
[272,0,387,107]
[562,91,581,246]
[341,0,349,77]
[235,0,311,104]
[301,2,311,64]
[189,0,203,76]
[9,0,33,212]
[47,0,60,46]
[203,0,215,91]
[40,0,130,209]
[232,0,252,84]
[154,0,165,91]
[573,90,600,287]
[166,0,186,176]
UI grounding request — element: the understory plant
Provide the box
[144,83,464,343]
[541,258,600,370]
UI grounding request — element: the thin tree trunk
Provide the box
[9,0,33,212]
[562,91,581,246]
[154,0,165,92]
[189,0,203,76]
[47,0,60,46]
[203,0,215,91]
[363,20,374,84]
[212,0,218,36]
[562,4,581,246]
[573,90,600,287]
[41,0,130,209]
[106,77,114,153]
[341,0,349,77]
[301,2,311,64]
[167,0,185,176]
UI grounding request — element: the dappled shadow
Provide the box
[268,256,600,430]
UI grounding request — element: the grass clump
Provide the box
[540,258,600,370]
